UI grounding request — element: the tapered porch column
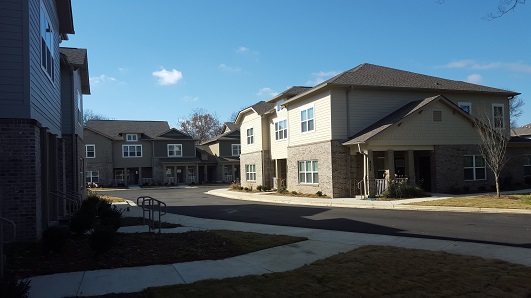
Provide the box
[407,150,415,182]
[367,150,376,198]
[386,150,395,180]
[195,164,199,183]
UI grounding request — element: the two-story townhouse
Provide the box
[0,0,89,241]
[85,120,217,186]
[237,63,525,198]
[200,122,241,183]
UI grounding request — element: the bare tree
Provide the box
[83,109,112,126]
[473,113,509,197]
[484,0,526,20]
[509,95,525,128]
[179,108,223,142]
[228,106,247,123]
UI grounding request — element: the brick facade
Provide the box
[240,150,273,189]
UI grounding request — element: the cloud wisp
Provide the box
[466,74,484,84]
[152,68,183,85]
[236,46,259,56]
[219,64,241,73]
[257,87,278,98]
[89,74,123,87]
[306,70,340,86]
[440,60,531,73]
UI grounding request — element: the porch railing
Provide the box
[224,175,233,183]
[372,178,411,197]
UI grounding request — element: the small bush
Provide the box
[257,185,263,191]
[291,191,298,195]
[244,187,249,191]
[316,191,323,197]
[238,186,244,190]
[99,206,123,231]
[89,226,116,254]
[69,211,95,235]
[278,187,288,194]
[381,180,426,199]
[0,274,30,298]
[41,226,68,253]
[230,182,241,190]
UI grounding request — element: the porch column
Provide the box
[138,167,142,185]
[195,164,199,183]
[203,165,208,183]
[407,150,415,182]
[185,165,189,184]
[123,167,127,186]
[367,150,376,198]
[386,150,395,180]
[275,159,280,189]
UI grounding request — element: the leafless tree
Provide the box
[83,109,112,126]
[509,95,525,128]
[179,108,223,142]
[473,113,509,197]
[484,0,526,20]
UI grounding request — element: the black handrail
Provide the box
[136,196,167,233]
[50,191,81,216]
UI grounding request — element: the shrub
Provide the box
[291,191,298,195]
[230,182,241,190]
[257,185,263,191]
[69,211,95,235]
[381,179,426,199]
[99,206,123,231]
[0,274,30,298]
[89,226,116,254]
[244,187,249,191]
[316,191,323,197]
[41,226,68,253]
[238,186,244,190]
[278,187,288,194]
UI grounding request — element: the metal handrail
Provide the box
[1,216,16,279]
[136,196,167,233]
[50,191,80,215]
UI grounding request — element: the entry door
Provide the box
[418,156,432,192]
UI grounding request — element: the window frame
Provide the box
[524,155,531,176]
[298,160,319,184]
[40,2,54,82]
[167,144,183,157]
[245,164,256,181]
[85,144,95,158]
[464,155,486,181]
[232,144,241,156]
[300,105,315,133]
[246,127,254,145]
[492,104,505,129]
[122,144,142,158]
[274,119,288,141]
[458,102,472,114]
[126,134,138,142]
[86,171,99,184]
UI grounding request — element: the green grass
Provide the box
[408,193,531,209]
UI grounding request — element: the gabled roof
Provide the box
[200,127,240,145]
[60,47,90,94]
[86,120,171,140]
[511,123,531,137]
[343,95,472,145]
[55,0,74,39]
[284,63,519,106]
[223,122,239,133]
[235,101,276,124]
[267,86,312,103]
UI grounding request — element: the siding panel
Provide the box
[287,91,332,147]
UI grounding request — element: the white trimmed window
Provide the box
[492,104,504,129]
[126,134,138,142]
[123,145,142,157]
[245,164,256,181]
[464,155,486,181]
[85,144,95,158]
[458,102,471,114]
[275,119,288,141]
[168,144,182,157]
[40,3,54,81]
[301,106,315,133]
[298,160,319,184]
[246,127,254,145]
[524,155,531,176]
[276,99,285,112]
[86,171,99,183]
[232,144,241,156]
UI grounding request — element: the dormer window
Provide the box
[126,134,138,142]
[276,99,285,112]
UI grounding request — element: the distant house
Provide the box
[84,120,239,186]
[236,63,529,198]
[200,122,241,183]
[0,0,90,241]
[512,124,531,139]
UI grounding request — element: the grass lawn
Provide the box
[5,228,306,279]
[92,245,531,298]
[408,193,531,209]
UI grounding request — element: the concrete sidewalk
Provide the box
[28,205,531,297]
[207,188,531,214]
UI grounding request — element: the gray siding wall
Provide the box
[84,130,113,164]
[61,67,83,136]
[153,140,196,158]
[0,0,28,118]
[219,140,240,157]
[74,70,84,137]
[113,141,153,168]
[29,0,62,136]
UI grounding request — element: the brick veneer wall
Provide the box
[0,119,43,241]
[503,146,531,186]
[240,150,273,189]
[287,141,333,197]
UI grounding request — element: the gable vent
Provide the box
[433,110,442,122]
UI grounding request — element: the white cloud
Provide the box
[236,46,259,56]
[218,64,241,73]
[152,68,183,85]
[440,60,531,73]
[257,87,278,97]
[181,96,199,102]
[466,74,484,84]
[306,70,340,86]
[89,74,117,86]
[236,46,249,53]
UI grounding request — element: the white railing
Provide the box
[141,178,153,185]
[224,175,233,183]
[375,179,387,196]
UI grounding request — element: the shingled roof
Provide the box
[511,123,531,137]
[268,86,312,103]
[60,47,90,94]
[86,120,170,140]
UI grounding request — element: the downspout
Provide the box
[346,87,352,196]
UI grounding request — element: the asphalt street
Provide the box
[98,186,531,248]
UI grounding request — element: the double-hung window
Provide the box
[40,4,54,81]
[123,145,142,157]
[524,155,531,176]
[232,144,241,156]
[301,106,314,133]
[245,164,256,181]
[492,104,504,129]
[126,134,138,142]
[247,127,254,145]
[464,155,486,181]
[298,160,318,184]
[275,119,288,141]
[85,144,95,158]
[168,144,182,157]
[86,171,99,184]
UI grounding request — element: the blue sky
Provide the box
[66,0,531,127]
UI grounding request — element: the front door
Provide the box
[417,156,432,192]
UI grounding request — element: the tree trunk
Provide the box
[495,173,500,198]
